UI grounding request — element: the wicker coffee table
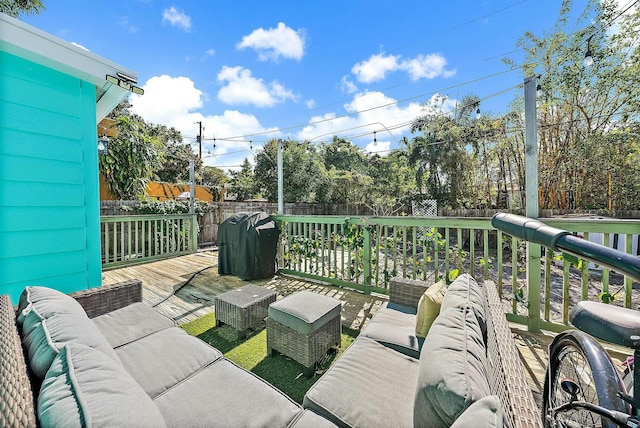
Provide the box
[214,285,277,339]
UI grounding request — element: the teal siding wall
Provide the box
[0,51,102,303]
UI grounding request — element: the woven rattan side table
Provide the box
[266,291,341,378]
[214,285,277,339]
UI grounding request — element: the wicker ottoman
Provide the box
[266,291,342,377]
[214,284,277,339]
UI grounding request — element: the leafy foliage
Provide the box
[0,0,44,17]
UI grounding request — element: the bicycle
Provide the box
[491,213,640,428]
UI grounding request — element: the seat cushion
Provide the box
[414,305,491,428]
[450,395,503,428]
[154,358,300,428]
[92,302,175,348]
[304,336,419,428]
[268,291,341,335]
[21,309,120,379]
[38,343,166,428]
[17,286,87,332]
[288,409,339,428]
[115,327,222,398]
[415,280,447,338]
[360,303,423,358]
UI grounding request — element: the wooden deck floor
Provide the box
[102,251,386,330]
[102,252,633,409]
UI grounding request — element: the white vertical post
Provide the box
[189,160,195,215]
[524,75,541,332]
[524,76,539,218]
[277,139,284,214]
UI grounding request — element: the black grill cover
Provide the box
[218,212,279,280]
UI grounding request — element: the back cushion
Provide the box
[17,286,87,331]
[441,274,487,334]
[414,305,491,427]
[450,395,503,428]
[17,287,120,379]
[38,343,166,428]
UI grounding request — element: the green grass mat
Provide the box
[180,312,358,403]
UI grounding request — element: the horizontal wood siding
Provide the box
[0,51,99,302]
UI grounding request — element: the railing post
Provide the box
[191,214,198,252]
[362,225,372,294]
[526,243,542,332]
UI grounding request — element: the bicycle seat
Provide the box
[570,301,640,349]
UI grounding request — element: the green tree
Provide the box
[152,125,200,183]
[408,95,479,208]
[228,158,255,201]
[507,0,640,210]
[99,115,160,199]
[253,139,328,203]
[364,150,416,215]
[202,166,228,187]
[1,0,44,17]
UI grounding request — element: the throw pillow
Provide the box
[415,280,447,338]
[38,343,166,428]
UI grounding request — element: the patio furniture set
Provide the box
[0,274,541,427]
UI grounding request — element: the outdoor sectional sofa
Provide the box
[0,274,540,427]
[302,274,542,427]
[0,280,328,428]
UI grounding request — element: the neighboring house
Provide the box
[0,13,138,302]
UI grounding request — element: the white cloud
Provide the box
[237,22,305,61]
[205,48,215,57]
[351,52,400,83]
[297,91,423,145]
[340,76,358,94]
[129,75,279,171]
[305,99,316,109]
[116,16,138,33]
[217,66,298,107]
[365,140,391,155]
[401,54,457,80]
[162,6,191,32]
[351,51,456,83]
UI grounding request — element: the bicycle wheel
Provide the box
[543,330,629,428]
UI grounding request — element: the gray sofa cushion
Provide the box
[154,358,300,428]
[450,395,504,428]
[21,309,120,379]
[17,286,86,331]
[268,291,342,334]
[414,305,491,427]
[288,409,339,427]
[304,336,419,428]
[441,274,487,326]
[115,327,222,398]
[38,343,166,428]
[92,302,175,348]
[359,302,423,358]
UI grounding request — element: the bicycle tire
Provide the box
[543,330,629,428]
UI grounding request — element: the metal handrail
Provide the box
[492,213,640,283]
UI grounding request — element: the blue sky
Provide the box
[23,1,599,171]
